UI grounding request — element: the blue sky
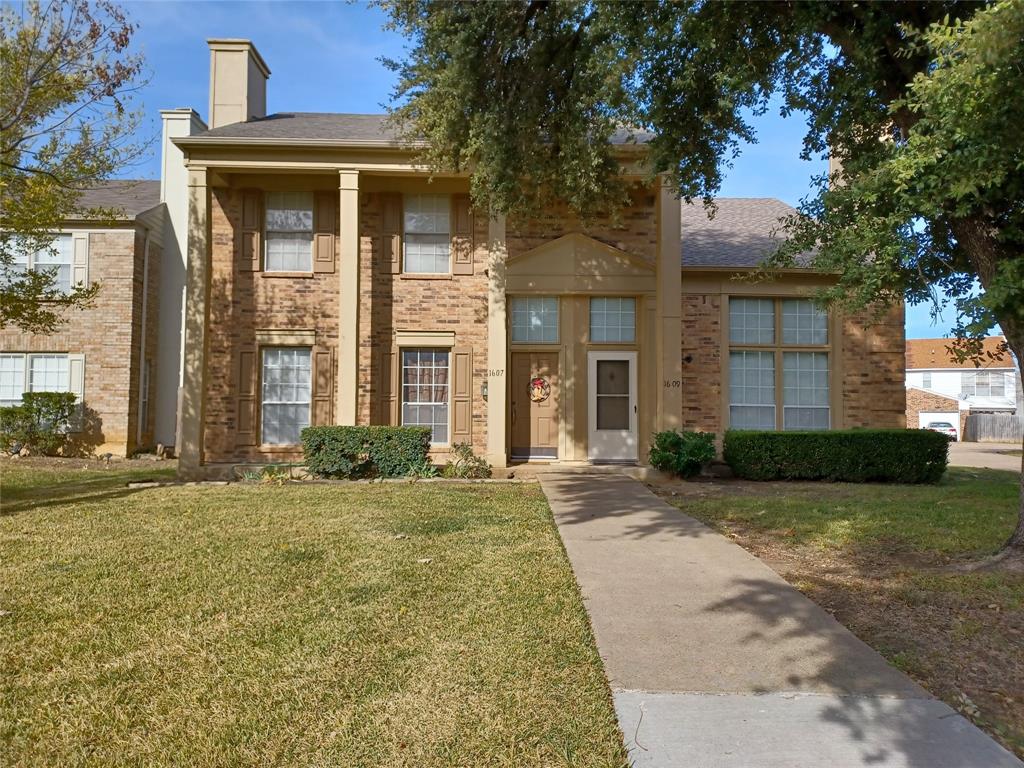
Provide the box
[121,0,961,338]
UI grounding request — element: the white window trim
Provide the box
[403,194,451,275]
[264,192,314,273]
[400,347,451,445]
[259,346,312,446]
[4,234,76,293]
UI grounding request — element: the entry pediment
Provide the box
[507,233,654,277]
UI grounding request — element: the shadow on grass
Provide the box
[1,470,174,516]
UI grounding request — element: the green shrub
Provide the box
[0,392,78,456]
[442,442,492,479]
[301,426,432,479]
[723,429,949,484]
[649,430,716,478]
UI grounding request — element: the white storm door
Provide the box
[588,351,638,462]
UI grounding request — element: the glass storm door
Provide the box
[587,351,637,462]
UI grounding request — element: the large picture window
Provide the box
[265,192,314,272]
[0,353,71,408]
[728,298,831,431]
[962,371,1006,397]
[402,348,449,443]
[590,297,636,343]
[404,194,450,274]
[261,347,311,445]
[511,297,559,343]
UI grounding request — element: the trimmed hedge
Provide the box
[723,429,949,484]
[301,426,432,479]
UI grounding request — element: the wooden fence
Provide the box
[963,412,1024,443]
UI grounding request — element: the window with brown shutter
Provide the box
[451,195,474,275]
[380,193,402,274]
[239,190,263,271]
[451,346,473,442]
[313,193,336,273]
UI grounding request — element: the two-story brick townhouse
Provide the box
[0,181,165,456]
[168,39,905,479]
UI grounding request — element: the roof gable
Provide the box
[905,337,1014,369]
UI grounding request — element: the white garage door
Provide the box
[919,411,959,436]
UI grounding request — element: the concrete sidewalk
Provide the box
[948,441,1022,472]
[540,473,1022,768]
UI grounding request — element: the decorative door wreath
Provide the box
[529,377,551,403]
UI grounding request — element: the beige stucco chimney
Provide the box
[207,39,270,129]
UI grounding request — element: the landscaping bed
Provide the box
[654,467,1024,758]
[1,460,626,767]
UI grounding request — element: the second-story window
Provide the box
[404,194,449,274]
[265,192,313,272]
[3,234,73,293]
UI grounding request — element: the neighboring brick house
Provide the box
[162,39,906,479]
[905,336,1019,440]
[0,182,165,456]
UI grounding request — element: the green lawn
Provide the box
[1,461,626,767]
[657,467,1024,758]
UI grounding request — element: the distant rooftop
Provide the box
[75,180,161,219]
[906,337,1014,370]
[681,197,808,268]
[185,112,654,147]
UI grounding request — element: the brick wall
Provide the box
[0,227,151,456]
[839,305,907,428]
[906,386,965,436]
[202,186,340,464]
[680,294,722,431]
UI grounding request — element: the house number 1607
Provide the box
[663,380,681,388]
[487,369,504,377]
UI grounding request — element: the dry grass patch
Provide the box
[1,461,626,767]
[655,468,1024,759]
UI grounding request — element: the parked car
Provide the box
[925,421,958,440]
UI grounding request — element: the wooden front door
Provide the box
[511,352,559,459]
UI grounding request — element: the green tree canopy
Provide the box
[1,0,147,333]
[383,0,1024,559]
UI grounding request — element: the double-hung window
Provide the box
[729,298,831,431]
[403,194,450,274]
[963,371,1005,398]
[0,353,71,408]
[261,347,311,445]
[511,297,559,343]
[401,348,449,443]
[265,192,314,272]
[2,235,73,293]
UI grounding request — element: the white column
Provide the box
[337,169,360,424]
[177,166,209,479]
[656,175,683,432]
[486,213,508,467]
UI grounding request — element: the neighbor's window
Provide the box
[590,297,636,343]
[261,347,311,445]
[0,353,71,408]
[402,348,449,443]
[2,235,73,293]
[963,371,1005,398]
[265,192,314,272]
[511,297,559,343]
[922,372,932,389]
[728,298,831,431]
[404,194,450,274]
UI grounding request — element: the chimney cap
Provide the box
[206,38,271,78]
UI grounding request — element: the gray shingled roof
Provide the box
[681,197,809,268]
[189,112,653,146]
[75,180,161,219]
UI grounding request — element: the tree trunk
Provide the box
[950,215,1024,559]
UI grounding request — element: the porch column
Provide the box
[177,166,210,479]
[656,174,683,431]
[337,169,360,424]
[486,213,508,467]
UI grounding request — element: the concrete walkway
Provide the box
[949,441,1022,473]
[539,473,1022,768]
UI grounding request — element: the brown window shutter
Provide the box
[451,195,474,275]
[239,190,263,271]
[451,346,473,442]
[312,346,335,425]
[377,347,400,425]
[380,193,402,274]
[313,192,336,273]
[236,348,259,446]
